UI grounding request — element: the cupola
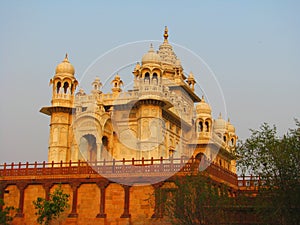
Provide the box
[196,96,212,115]
[141,44,161,65]
[55,54,75,77]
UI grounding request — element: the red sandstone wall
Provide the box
[4,183,165,225]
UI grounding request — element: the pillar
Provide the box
[43,182,53,201]
[15,183,27,217]
[120,185,131,218]
[68,182,80,218]
[96,181,109,218]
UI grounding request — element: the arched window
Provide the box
[223,136,227,142]
[63,82,69,94]
[152,73,158,84]
[56,81,61,94]
[198,121,203,132]
[205,121,210,132]
[231,138,235,146]
[144,72,150,84]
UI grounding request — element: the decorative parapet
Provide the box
[0,157,238,188]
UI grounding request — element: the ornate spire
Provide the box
[163,26,168,43]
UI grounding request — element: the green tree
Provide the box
[160,174,233,225]
[237,120,300,225]
[0,195,14,225]
[33,184,70,225]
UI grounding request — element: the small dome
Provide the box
[55,54,75,76]
[196,96,211,115]
[142,44,161,64]
[214,113,227,131]
[227,119,235,133]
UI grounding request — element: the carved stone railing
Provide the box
[0,157,238,186]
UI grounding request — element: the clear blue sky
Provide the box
[0,0,299,163]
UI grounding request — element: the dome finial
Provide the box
[149,43,154,52]
[164,26,169,42]
[63,53,69,62]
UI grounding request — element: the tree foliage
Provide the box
[237,119,300,225]
[33,185,70,225]
[0,196,14,225]
[160,174,233,225]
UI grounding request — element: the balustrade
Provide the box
[0,157,240,187]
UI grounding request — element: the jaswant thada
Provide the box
[0,27,255,225]
[40,26,237,170]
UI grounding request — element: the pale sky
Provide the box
[0,0,299,163]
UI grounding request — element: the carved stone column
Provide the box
[43,182,53,201]
[151,182,164,218]
[68,182,80,218]
[120,185,131,218]
[15,183,27,217]
[96,181,109,218]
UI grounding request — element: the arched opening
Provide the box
[102,136,108,147]
[231,138,235,146]
[63,82,69,94]
[56,81,61,94]
[101,119,113,159]
[205,121,210,132]
[152,72,158,85]
[198,121,203,132]
[79,134,97,161]
[195,153,208,171]
[223,136,227,143]
[144,72,150,84]
[195,152,204,161]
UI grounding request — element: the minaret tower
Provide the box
[40,54,78,163]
